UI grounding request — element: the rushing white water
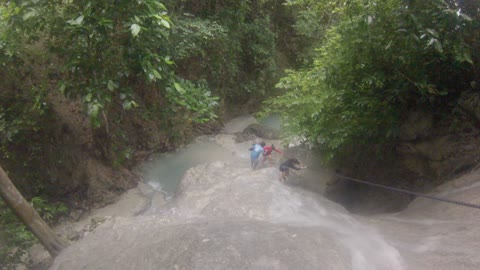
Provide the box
[50,115,480,270]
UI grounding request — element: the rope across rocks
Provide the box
[330,172,480,210]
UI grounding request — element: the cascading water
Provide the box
[138,114,273,199]
[49,115,480,270]
[138,137,239,199]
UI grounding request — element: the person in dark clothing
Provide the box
[278,158,306,182]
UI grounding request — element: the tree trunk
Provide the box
[0,164,68,257]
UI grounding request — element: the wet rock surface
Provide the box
[365,170,480,270]
[50,162,403,270]
[47,115,480,270]
[242,123,281,140]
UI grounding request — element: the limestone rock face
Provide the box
[48,112,480,270]
[397,133,480,180]
[50,162,403,270]
[242,123,281,140]
[396,109,480,180]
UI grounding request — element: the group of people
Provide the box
[249,140,306,183]
[249,141,283,169]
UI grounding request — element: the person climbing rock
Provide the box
[249,141,266,170]
[262,144,283,167]
[278,158,306,183]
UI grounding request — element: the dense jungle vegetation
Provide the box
[1,0,479,268]
[263,0,479,160]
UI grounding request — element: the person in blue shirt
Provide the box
[249,141,266,170]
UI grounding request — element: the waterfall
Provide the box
[49,116,480,270]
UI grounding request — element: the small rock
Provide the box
[69,209,84,221]
[67,231,82,241]
[91,216,107,225]
[137,182,156,198]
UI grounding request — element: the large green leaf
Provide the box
[66,15,84,25]
[130,23,141,37]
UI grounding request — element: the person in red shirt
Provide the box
[261,144,283,166]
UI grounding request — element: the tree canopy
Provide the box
[261,0,479,159]
[1,0,480,266]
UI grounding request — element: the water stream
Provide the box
[140,114,282,198]
[139,138,237,199]
[50,115,480,270]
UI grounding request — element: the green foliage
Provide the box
[0,86,48,147]
[263,0,478,160]
[0,9,52,191]
[4,0,219,128]
[171,17,228,60]
[166,1,283,103]
[31,197,68,223]
[284,0,343,63]
[1,0,224,175]
[47,0,173,126]
[0,24,51,194]
[0,197,67,269]
[166,79,219,123]
[169,15,242,100]
[241,17,278,96]
[0,197,35,270]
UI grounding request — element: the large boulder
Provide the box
[397,134,480,179]
[50,162,403,270]
[242,123,280,140]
